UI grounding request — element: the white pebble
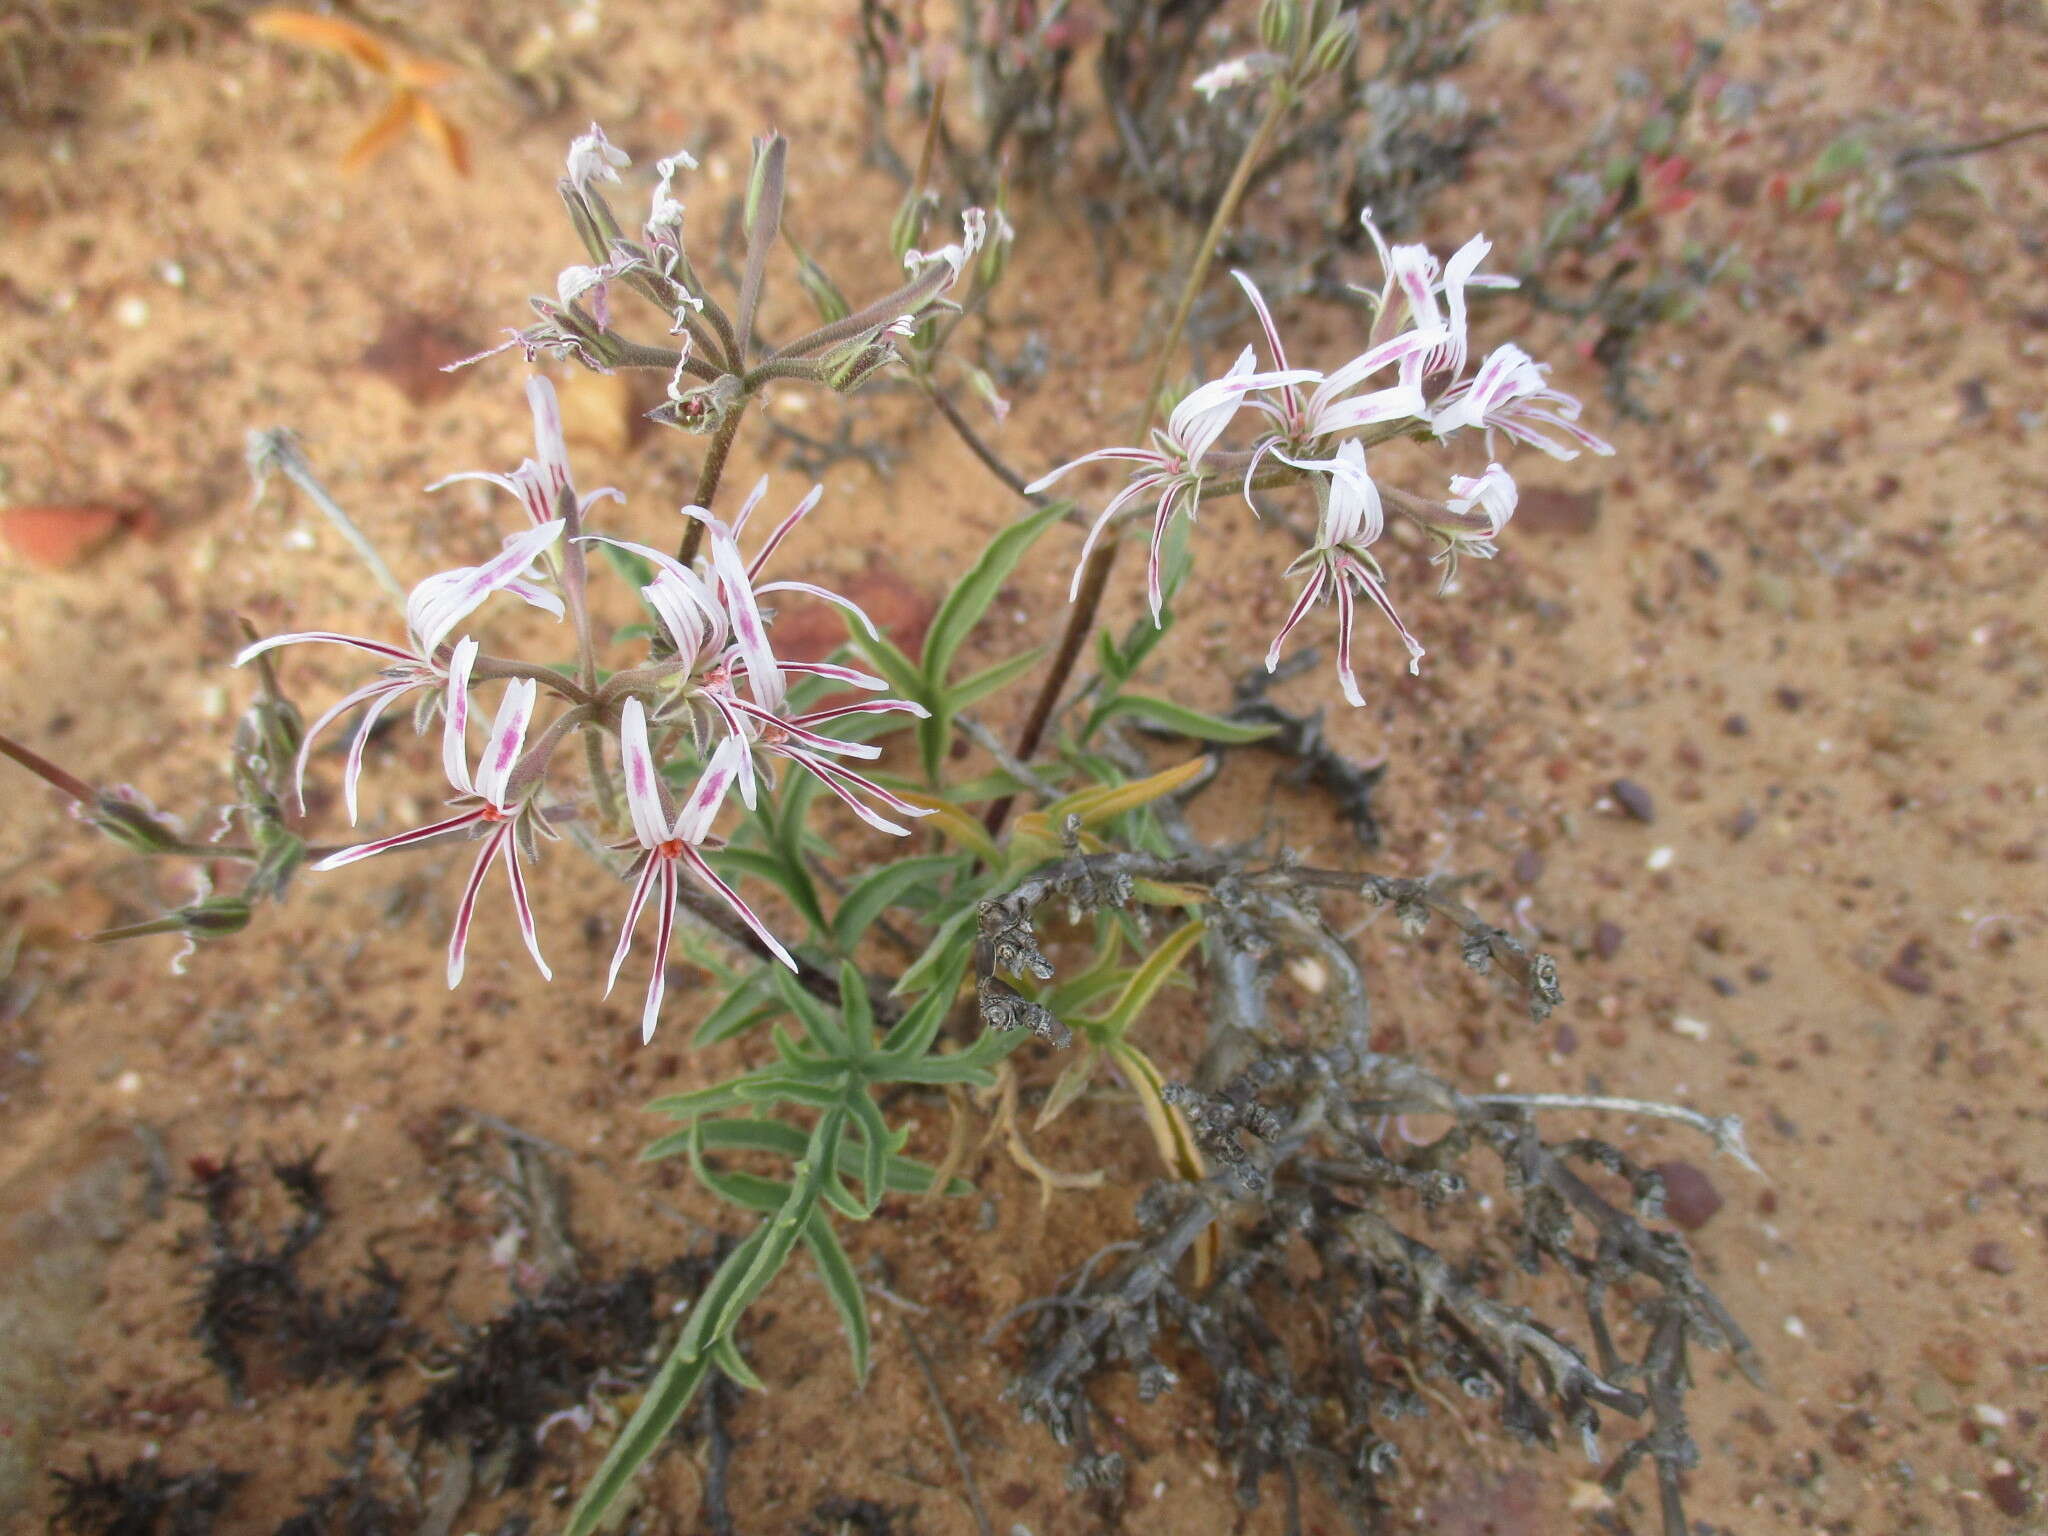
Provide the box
[1646,846,1675,871]
[116,1070,142,1095]
[1783,1315,1806,1338]
[1974,1404,2008,1428]
[1670,1015,1712,1041]
[115,295,150,329]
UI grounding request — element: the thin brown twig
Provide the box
[897,1314,994,1536]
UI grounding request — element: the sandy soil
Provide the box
[2,1,2045,1533]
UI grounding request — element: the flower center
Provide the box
[655,837,685,860]
[480,803,510,823]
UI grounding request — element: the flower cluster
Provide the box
[1028,212,1614,707]
[240,376,926,1038]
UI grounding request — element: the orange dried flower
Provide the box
[249,9,469,177]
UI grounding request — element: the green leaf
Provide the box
[647,1080,757,1123]
[892,904,979,997]
[691,969,780,1047]
[1097,917,1207,1040]
[877,943,972,1058]
[733,1073,850,1109]
[843,1090,899,1213]
[709,1109,847,1339]
[566,1216,772,1535]
[1089,692,1278,745]
[921,501,1070,688]
[709,847,829,939]
[803,1209,871,1382]
[771,964,848,1056]
[563,1340,715,1535]
[651,1115,965,1195]
[851,630,928,700]
[830,855,962,955]
[944,644,1048,711]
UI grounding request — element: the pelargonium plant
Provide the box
[8,53,1756,1536]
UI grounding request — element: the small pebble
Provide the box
[115,294,150,328]
[1611,778,1657,822]
[1646,846,1675,871]
[1784,1314,1807,1338]
[1670,1015,1712,1041]
[1592,920,1626,960]
[1974,1403,2008,1428]
[1970,1240,2017,1275]
[1653,1160,1723,1229]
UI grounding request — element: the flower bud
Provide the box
[820,335,901,395]
[889,187,937,263]
[788,237,851,325]
[1304,11,1358,77]
[1259,0,1299,55]
[89,789,186,856]
[92,894,252,947]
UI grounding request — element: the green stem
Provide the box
[991,87,1293,831]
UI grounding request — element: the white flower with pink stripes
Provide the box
[1263,440,1424,708]
[607,698,796,1042]
[235,517,566,822]
[312,640,555,987]
[1027,346,1317,621]
[429,376,623,528]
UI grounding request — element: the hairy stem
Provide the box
[677,402,749,565]
[992,87,1293,832]
[469,655,594,705]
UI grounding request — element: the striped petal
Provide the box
[618,697,671,849]
[474,677,537,807]
[606,850,660,997]
[680,844,797,970]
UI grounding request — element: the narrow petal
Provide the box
[709,532,783,713]
[442,636,479,795]
[792,697,931,725]
[606,852,661,996]
[292,678,406,816]
[643,863,678,1042]
[726,476,770,538]
[792,751,925,836]
[674,735,745,843]
[1332,581,1366,708]
[1066,471,1166,601]
[754,578,877,640]
[680,845,798,970]
[447,825,506,988]
[1024,446,1164,497]
[1338,552,1426,672]
[698,690,759,811]
[526,376,571,509]
[315,808,486,872]
[746,483,823,579]
[1143,480,1180,625]
[340,685,405,826]
[500,578,567,620]
[729,696,883,759]
[502,833,553,980]
[778,660,888,691]
[1265,564,1329,671]
[619,697,670,849]
[1230,270,1298,417]
[475,677,537,807]
[235,630,416,668]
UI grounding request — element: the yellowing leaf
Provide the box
[1045,756,1209,830]
[1108,1039,1215,1283]
[1130,879,1210,908]
[1033,1041,1100,1132]
[251,8,467,176]
[1097,918,1205,1041]
[896,789,1001,863]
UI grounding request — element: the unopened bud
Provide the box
[558,179,616,263]
[92,894,252,947]
[820,335,901,395]
[90,790,185,856]
[1304,12,1358,76]
[889,187,937,263]
[787,237,850,325]
[974,208,1015,294]
[1259,0,1299,54]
